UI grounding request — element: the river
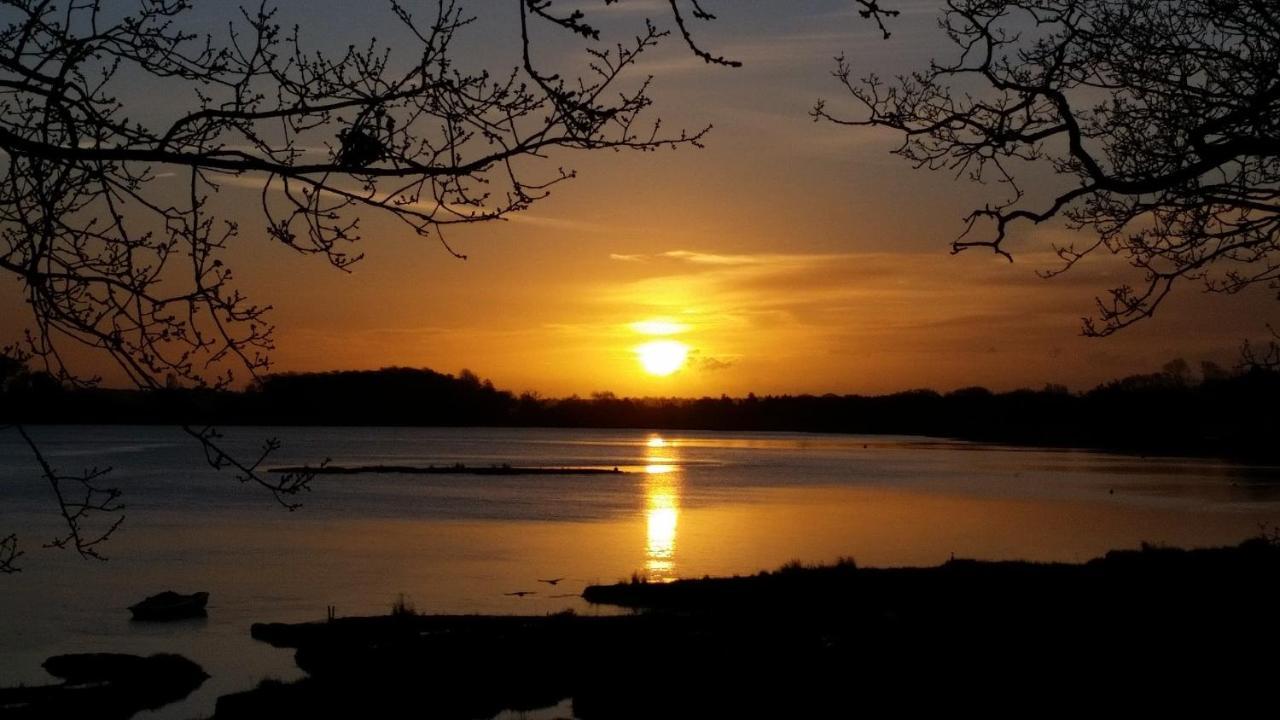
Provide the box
[2,425,1277,718]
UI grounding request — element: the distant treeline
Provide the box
[2,359,1278,460]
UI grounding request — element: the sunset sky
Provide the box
[1,0,1273,397]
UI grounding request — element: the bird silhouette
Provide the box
[549,593,579,599]
[537,577,566,586]
[505,591,537,597]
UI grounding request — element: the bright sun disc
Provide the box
[636,340,689,376]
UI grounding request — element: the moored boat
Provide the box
[128,591,209,621]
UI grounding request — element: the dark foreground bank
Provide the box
[214,537,1280,718]
[0,653,207,720]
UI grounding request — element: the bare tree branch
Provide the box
[0,1,898,566]
[0,533,21,573]
[815,0,1280,336]
[0,0,721,566]
[10,424,123,561]
[1242,324,1280,370]
[1,0,713,393]
[182,424,320,510]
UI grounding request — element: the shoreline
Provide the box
[5,537,1278,718]
[224,537,1279,717]
[6,363,1279,464]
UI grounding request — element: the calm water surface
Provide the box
[2,425,1278,718]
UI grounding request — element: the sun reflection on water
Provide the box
[643,434,682,582]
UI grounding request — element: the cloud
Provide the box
[502,212,619,233]
[594,247,1099,349]
[592,0,671,14]
[613,249,855,267]
[661,250,762,265]
[690,350,735,372]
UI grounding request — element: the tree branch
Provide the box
[817,0,1280,336]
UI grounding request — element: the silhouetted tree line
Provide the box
[2,361,1278,460]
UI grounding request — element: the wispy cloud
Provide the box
[597,247,1105,343]
[615,249,855,267]
[689,349,735,372]
[504,212,620,233]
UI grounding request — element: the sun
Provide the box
[636,340,689,376]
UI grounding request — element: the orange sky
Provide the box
[1,1,1273,397]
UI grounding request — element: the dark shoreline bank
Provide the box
[217,537,1280,718]
[5,365,1280,463]
[0,654,207,720]
[6,539,1277,718]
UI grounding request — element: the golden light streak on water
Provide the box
[643,434,682,582]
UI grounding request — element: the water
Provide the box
[2,425,1278,718]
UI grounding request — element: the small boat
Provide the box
[128,591,209,621]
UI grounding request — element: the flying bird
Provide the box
[537,577,566,586]
[505,591,537,598]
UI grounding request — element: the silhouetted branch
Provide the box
[0,1,898,567]
[0,0,716,565]
[0,533,21,573]
[815,0,1280,335]
[664,0,740,67]
[182,425,321,511]
[1242,325,1280,370]
[852,1,899,40]
[1,0,708,393]
[12,424,123,561]
[525,0,602,40]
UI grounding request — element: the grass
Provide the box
[772,555,857,576]
[390,593,416,618]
